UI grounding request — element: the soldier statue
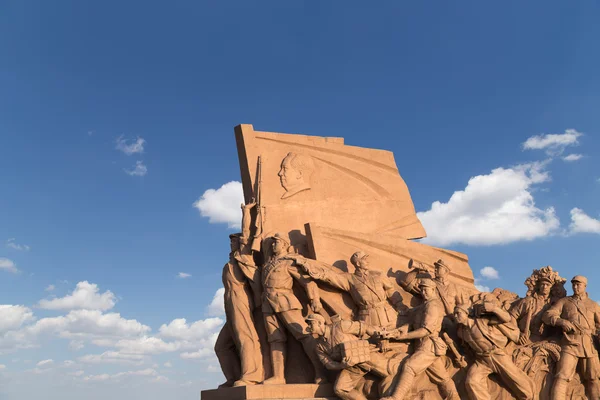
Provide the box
[214,202,264,387]
[306,313,393,400]
[453,300,535,400]
[293,251,404,329]
[260,232,328,384]
[543,275,600,400]
[402,259,464,315]
[380,278,459,400]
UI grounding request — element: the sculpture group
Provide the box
[207,125,600,400]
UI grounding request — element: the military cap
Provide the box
[305,313,325,323]
[571,275,588,285]
[419,278,437,289]
[538,275,553,284]
[350,251,369,265]
[434,259,450,271]
[270,232,290,246]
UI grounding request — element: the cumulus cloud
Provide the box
[6,238,30,251]
[480,266,500,280]
[180,349,213,360]
[205,289,225,317]
[0,305,34,334]
[116,136,146,155]
[0,258,19,274]
[177,272,191,279]
[418,162,559,246]
[193,181,244,229]
[83,368,161,382]
[159,317,223,342]
[474,282,491,292]
[568,208,600,235]
[522,129,583,155]
[69,340,84,351]
[38,281,116,311]
[164,361,172,368]
[562,154,584,162]
[124,160,148,177]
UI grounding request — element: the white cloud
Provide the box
[193,181,244,229]
[63,360,76,367]
[418,162,559,246]
[522,129,583,155]
[83,368,159,382]
[69,370,85,377]
[28,309,151,341]
[6,238,30,251]
[38,281,116,311]
[69,340,84,351]
[45,285,56,292]
[79,351,145,366]
[568,208,600,235]
[474,281,491,292]
[36,359,54,367]
[0,305,34,334]
[480,266,500,280]
[116,136,146,155]
[114,337,182,355]
[205,289,225,317]
[164,362,172,368]
[0,364,5,370]
[124,160,148,177]
[177,272,191,279]
[562,154,584,162]
[180,349,213,360]
[0,258,19,274]
[159,317,223,342]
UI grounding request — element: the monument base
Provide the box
[201,384,336,400]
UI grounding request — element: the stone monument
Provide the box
[201,124,599,400]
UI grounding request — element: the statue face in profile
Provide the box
[278,152,314,199]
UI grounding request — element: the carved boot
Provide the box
[335,388,368,400]
[300,336,328,384]
[380,367,415,400]
[439,379,460,400]
[551,378,568,400]
[263,342,286,385]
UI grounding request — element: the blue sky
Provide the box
[1,1,599,399]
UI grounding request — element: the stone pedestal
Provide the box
[201,384,336,400]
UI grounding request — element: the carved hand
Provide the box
[559,319,576,333]
[458,356,468,369]
[518,332,531,346]
[310,299,323,313]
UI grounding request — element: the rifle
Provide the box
[442,332,467,368]
[251,156,263,252]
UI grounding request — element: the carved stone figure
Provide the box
[543,275,600,400]
[260,232,327,384]
[214,203,264,387]
[402,259,464,315]
[453,301,535,400]
[306,313,394,400]
[510,266,566,345]
[293,251,404,329]
[381,278,459,400]
[278,152,315,199]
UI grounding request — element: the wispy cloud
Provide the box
[522,129,582,156]
[177,272,191,279]
[36,359,54,367]
[124,161,148,177]
[0,258,19,273]
[6,238,30,251]
[562,154,584,162]
[45,285,55,292]
[116,135,146,155]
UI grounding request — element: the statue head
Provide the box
[229,233,242,252]
[270,233,290,257]
[433,259,450,280]
[278,152,315,199]
[453,304,470,324]
[350,251,370,271]
[525,266,566,300]
[419,278,437,301]
[305,313,326,336]
[571,275,587,296]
